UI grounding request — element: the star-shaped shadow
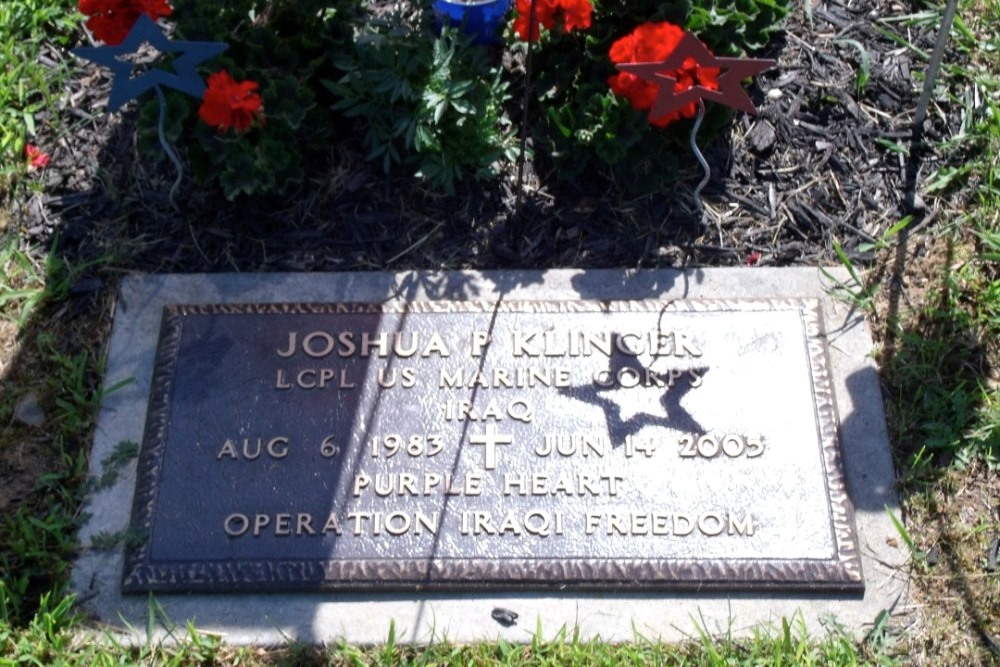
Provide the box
[559,333,707,446]
[72,15,228,111]
[616,31,775,120]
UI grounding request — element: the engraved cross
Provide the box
[468,424,513,470]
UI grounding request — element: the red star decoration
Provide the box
[615,31,775,120]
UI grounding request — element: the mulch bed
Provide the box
[13,0,967,278]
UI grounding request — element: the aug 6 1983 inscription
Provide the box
[122,299,863,594]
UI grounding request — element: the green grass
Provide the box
[0,230,108,329]
[0,0,78,212]
[879,0,1000,476]
[0,610,898,666]
[867,1,999,662]
[0,331,94,626]
[883,241,999,472]
[0,232,48,328]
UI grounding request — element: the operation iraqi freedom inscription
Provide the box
[122,299,864,594]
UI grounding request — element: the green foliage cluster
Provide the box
[326,21,517,194]
[135,0,789,198]
[686,0,792,50]
[527,0,791,192]
[143,0,363,200]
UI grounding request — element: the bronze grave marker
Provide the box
[123,299,863,593]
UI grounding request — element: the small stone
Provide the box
[767,88,783,101]
[987,536,999,572]
[747,120,777,154]
[491,607,518,627]
[14,391,45,428]
[906,191,926,212]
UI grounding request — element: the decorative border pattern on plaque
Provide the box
[122,298,864,594]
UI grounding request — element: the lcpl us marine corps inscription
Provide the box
[123,299,864,593]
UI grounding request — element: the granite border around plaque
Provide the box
[71,269,907,646]
[122,297,862,594]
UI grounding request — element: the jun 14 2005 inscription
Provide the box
[122,299,863,593]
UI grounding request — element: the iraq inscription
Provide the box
[123,299,863,593]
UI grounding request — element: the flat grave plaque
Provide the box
[123,298,863,593]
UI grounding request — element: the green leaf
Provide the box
[433,99,448,124]
[404,119,417,150]
[885,504,928,563]
[365,142,389,161]
[547,107,573,139]
[414,124,435,151]
[218,151,259,200]
[451,99,475,115]
[263,74,315,130]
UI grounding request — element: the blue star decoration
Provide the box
[616,31,776,121]
[72,14,228,112]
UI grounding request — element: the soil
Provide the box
[2,0,998,661]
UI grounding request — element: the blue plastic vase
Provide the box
[432,0,512,45]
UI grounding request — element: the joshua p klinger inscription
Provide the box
[123,298,863,593]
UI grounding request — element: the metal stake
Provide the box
[511,0,540,253]
[904,0,959,211]
[155,84,183,211]
[689,99,710,222]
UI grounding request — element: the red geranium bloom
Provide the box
[607,22,720,127]
[558,0,592,32]
[78,0,172,45]
[25,144,50,169]
[514,0,591,41]
[198,70,264,133]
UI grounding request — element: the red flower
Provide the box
[78,0,172,45]
[25,144,50,169]
[198,70,264,133]
[607,22,720,127]
[514,0,592,41]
